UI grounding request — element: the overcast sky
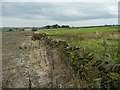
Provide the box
[2,0,119,27]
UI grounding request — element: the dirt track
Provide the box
[2,31,72,88]
[2,31,50,88]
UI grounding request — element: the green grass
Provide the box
[37,26,119,88]
[37,26,119,62]
[38,26,118,35]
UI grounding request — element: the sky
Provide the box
[1,0,119,27]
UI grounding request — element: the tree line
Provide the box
[43,24,70,29]
[32,24,70,31]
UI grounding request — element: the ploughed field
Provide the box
[2,31,33,88]
[38,26,119,63]
[2,31,71,88]
[2,31,51,88]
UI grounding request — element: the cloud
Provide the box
[1,0,119,2]
[2,2,118,26]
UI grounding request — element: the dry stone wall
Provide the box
[36,33,120,88]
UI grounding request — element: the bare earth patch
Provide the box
[2,31,50,88]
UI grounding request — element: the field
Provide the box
[38,26,118,35]
[2,31,71,88]
[2,26,120,88]
[38,26,119,62]
[2,31,51,88]
[2,31,33,87]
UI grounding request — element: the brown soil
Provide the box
[2,31,71,88]
[2,31,50,88]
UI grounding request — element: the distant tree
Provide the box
[58,25,61,28]
[22,29,24,31]
[52,24,60,28]
[66,25,70,28]
[8,29,12,31]
[20,29,24,31]
[15,28,18,31]
[61,25,70,28]
[32,27,37,31]
[43,24,70,29]
[45,25,51,29]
